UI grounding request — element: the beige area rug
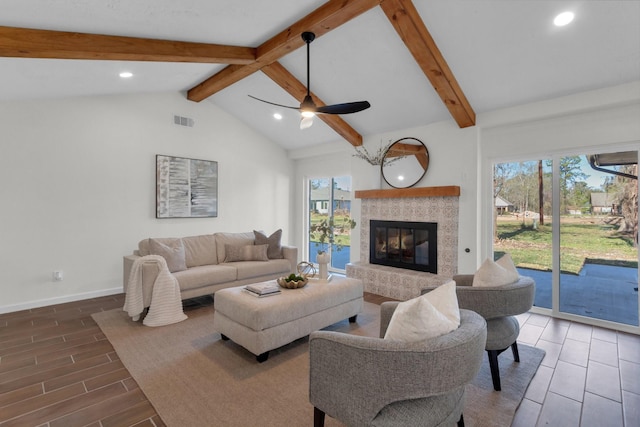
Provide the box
[93,302,544,427]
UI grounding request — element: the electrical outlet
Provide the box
[53,271,63,281]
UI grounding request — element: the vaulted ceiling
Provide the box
[1,1,639,150]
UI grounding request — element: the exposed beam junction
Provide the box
[187,0,381,102]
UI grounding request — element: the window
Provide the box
[493,152,639,328]
[308,176,355,272]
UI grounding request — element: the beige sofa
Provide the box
[123,231,298,307]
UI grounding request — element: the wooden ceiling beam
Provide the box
[0,26,255,64]
[380,0,476,128]
[187,0,381,102]
[0,0,476,145]
[261,62,363,147]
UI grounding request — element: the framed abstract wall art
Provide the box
[156,155,218,218]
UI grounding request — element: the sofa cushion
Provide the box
[172,264,238,291]
[182,234,218,267]
[253,229,284,259]
[230,259,292,281]
[148,238,187,273]
[384,280,460,342]
[224,244,269,262]
[214,232,255,264]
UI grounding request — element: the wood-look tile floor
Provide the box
[0,294,163,427]
[1,293,639,426]
[513,312,640,427]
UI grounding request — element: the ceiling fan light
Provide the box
[300,116,314,129]
[554,11,574,26]
[301,110,315,118]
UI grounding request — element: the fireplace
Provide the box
[347,187,458,300]
[369,220,437,274]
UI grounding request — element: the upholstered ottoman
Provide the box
[213,277,364,362]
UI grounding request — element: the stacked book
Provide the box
[243,282,281,298]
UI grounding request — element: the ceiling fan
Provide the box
[249,31,371,130]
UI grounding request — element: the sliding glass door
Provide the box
[308,176,355,273]
[494,159,553,310]
[558,152,638,326]
[494,151,639,328]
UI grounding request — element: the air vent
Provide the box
[173,115,194,127]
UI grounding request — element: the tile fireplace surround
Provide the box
[346,186,459,300]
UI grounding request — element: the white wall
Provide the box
[0,92,295,313]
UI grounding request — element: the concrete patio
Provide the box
[518,264,639,326]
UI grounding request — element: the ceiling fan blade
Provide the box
[249,32,371,128]
[315,101,371,115]
[300,116,314,130]
[248,95,299,110]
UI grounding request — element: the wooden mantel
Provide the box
[354,186,460,199]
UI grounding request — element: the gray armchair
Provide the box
[436,275,535,391]
[309,306,487,427]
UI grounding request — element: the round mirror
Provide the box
[381,137,429,188]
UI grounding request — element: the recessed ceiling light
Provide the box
[119,71,133,78]
[554,11,574,26]
[273,113,283,120]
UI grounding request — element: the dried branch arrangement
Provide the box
[352,140,395,166]
[352,140,403,166]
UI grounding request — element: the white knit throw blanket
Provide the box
[124,255,187,327]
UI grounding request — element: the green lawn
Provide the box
[495,216,637,274]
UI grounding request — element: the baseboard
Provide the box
[0,287,123,314]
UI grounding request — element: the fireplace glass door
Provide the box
[371,220,437,273]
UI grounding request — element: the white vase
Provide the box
[368,164,383,189]
[317,252,330,280]
[353,162,382,190]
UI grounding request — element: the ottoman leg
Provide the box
[256,352,269,363]
[314,407,326,427]
[348,315,357,323]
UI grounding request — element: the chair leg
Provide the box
[457,413,465,427]
[487,350,502,391]
[314,407,326,427]
[511,342,520,363]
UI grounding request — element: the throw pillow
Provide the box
[214,232,255,264]
[473,254,519,287]
[253,229,284,259]
[384,280,460,342]
[224,244,269,262]
[496,252,519,277]
[148,238,187,273]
